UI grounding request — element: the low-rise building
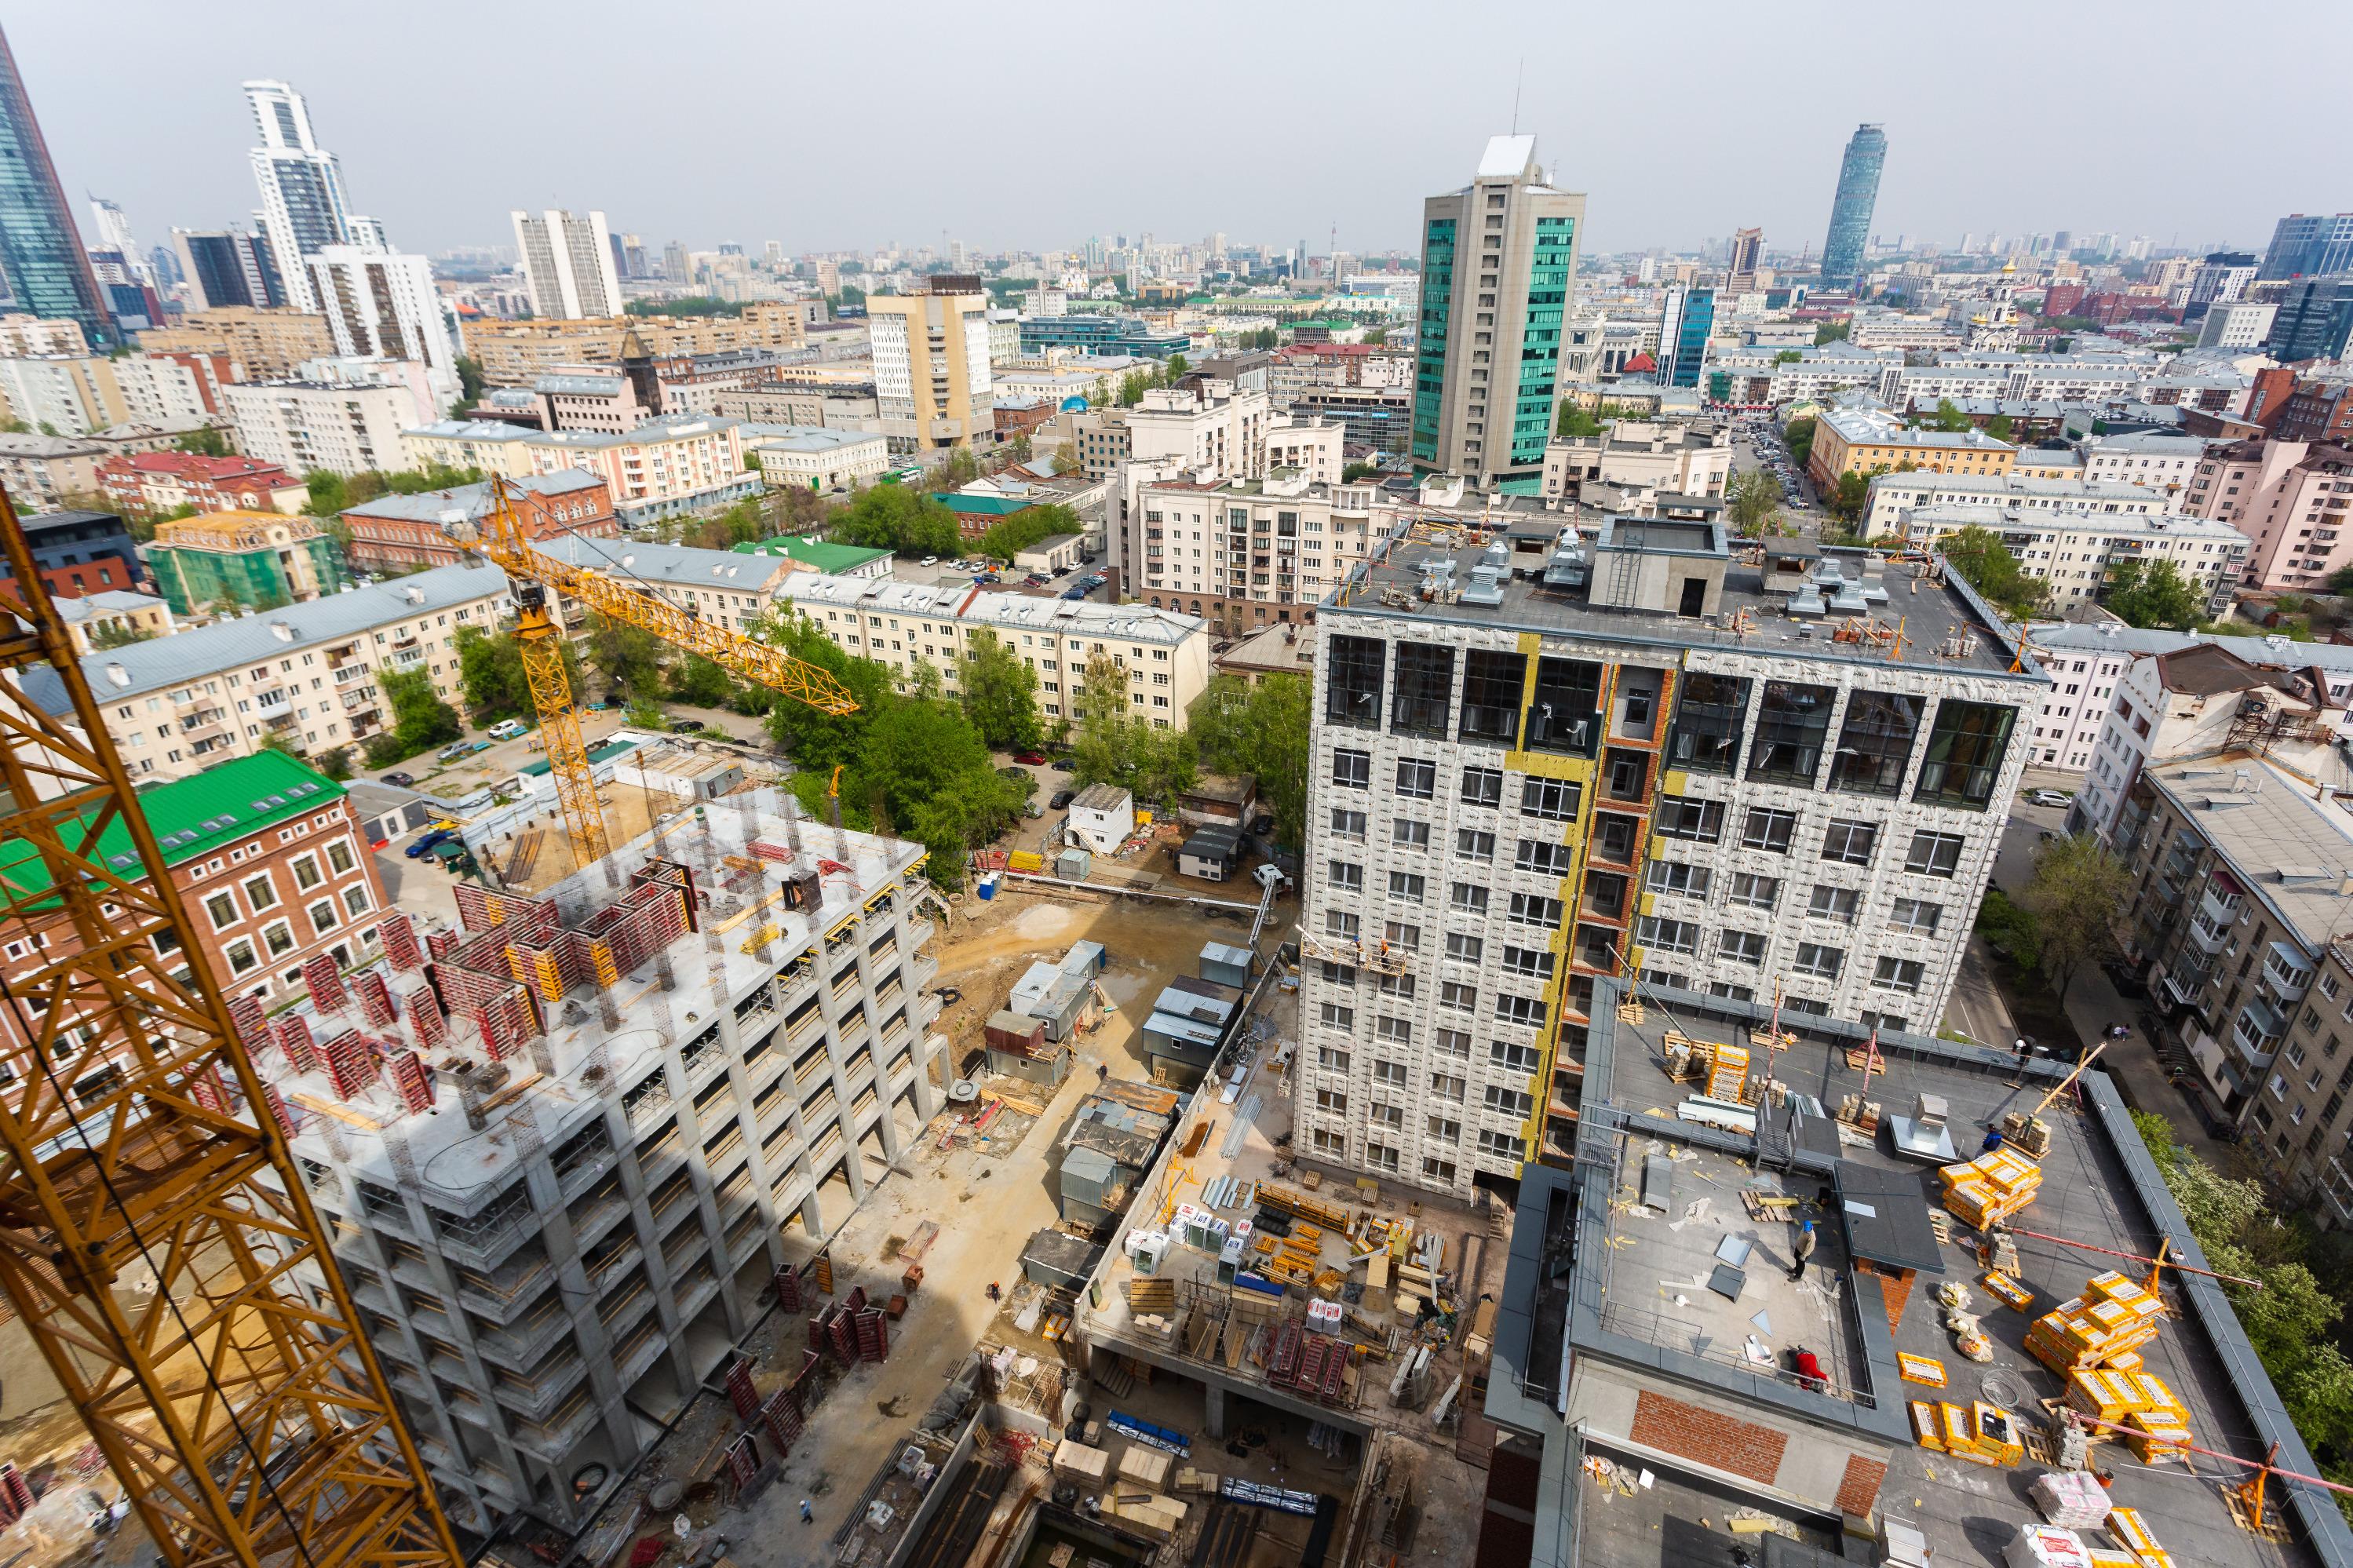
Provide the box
[1542,416,1731,509]
[50,589,173,654]
[138,307,338,381]
[223,379,418,478]
[337,471,617,573]
[0,432,107,512]
[728,535,891,579]
[401,414,759,523]
[2080,429,2209,500]
[744,425,887,492]
[1013,533,1084,574]
[95,451,304,518]
[534,536,787,634]
[1120,468,1406,634]
[2183,438,2353,590]
[1896,503,2248,610]
[1862,469,2174,537]
[2198,300,2277,351]
[146,511,350,614]
[30,563,514,779]
[769,573,1212,727]
[0,507,141,598]
[1806,406,2018,487]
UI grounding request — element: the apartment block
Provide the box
[0,506,140,599]
[1862,469,2172,537]
[1119,469,1407,635]
[1297,523,2041,1194]
[96,451,304,517]
[402,414,758,523]
[2183,438,2353,590]
[1541,416,1731,511]
[458,303,808,388]
[223,378,416,477]
[266,806,944,1530]
[512,209,622,320]
[1805,407,2017,487]
[0,431,105,511]
[1896,504,2248,609]
[2078,430,2209,498]
[2253,939,2353,1223]
[867,283,993,452]
[138,306,337,380]
[770,572,1212,728]
[49,588,173,654]
[306,243,459,390]
[31,563,514,779]
[0,312,86,355]
[339,471,617,574]
[147,510,348,614]
[0,352,211,435]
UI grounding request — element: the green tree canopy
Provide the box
[452,623,549,723]
[831,484,962,559]
[175,426,230,457]
[666,653,740,709]
[1782,416,1817,469]
[1814,321,1851,345]
[1724,469,1786,538]
[1772,349,1803,365]
[1929,399,1971,432]
[582,611,668,699]
[1937,524,2048,619]
[1071,654,1196,806]
[362,664,462,764]
[2105,558,2203,630]
[1187,673,1308,848]
[958,628,1045,751]
[2018,832,2132,998]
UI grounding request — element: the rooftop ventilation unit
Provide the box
[1460,564,1506,607]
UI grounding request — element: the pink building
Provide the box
[2183,439,2353,589]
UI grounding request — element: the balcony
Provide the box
[2160,962,2212,1009]
[2198,884,2243,928]
[2263,942,2315,1002]
[2232,998,2284,1066]
[2187,913,2231,956]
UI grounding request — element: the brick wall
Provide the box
[1627,1388,1787,1486]
[1859,1259,1915,1330]
[1836,1453,1888,1518]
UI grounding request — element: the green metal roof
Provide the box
[731,536,891,574]
[0,751,345,903]
[520,738,638,778]
[929,493,1038,516]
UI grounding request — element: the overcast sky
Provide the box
[17,1,2351,264]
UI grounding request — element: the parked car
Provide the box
[1050,788,1076,809]
[437,742,470,761]
[1249,813,1275,836]
[921,556,939,567]
[380,771,414,787]
[1014,750,1050,766]
[669,718,704,733]
[2024,789,2073,808]
[404,828,458,859]
[1061,587,1085,600]
[1051,756,1075,771]
[487,719,527,741]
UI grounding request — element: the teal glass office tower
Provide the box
[1818,124,1886,290]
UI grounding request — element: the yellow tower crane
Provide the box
[456,479,859,865]
[0,488,464,1568]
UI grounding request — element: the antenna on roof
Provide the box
[1510,57,1525,135]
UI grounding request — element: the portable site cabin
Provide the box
[1176,823,1243,882]
[1055,1082,1181,1227]
[1066,784,1134,855]
[1140,975,1242,1086]
[1199,940,1255,990]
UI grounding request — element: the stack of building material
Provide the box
[1104,1492,1187,1540]
[1926,1402,2024,1468]
[749,838,793,866]
[379,910,423,971]
[273,1014,317,1073]
[2067,1366,2191,1463]
[301,953,348,1012]
[1705,1042,1750,1101]
[1118,1446,1173,1490]
[2104,1509,2173,1568]
[188,1064,229,1115]
[260,1084,297,1138]
[354,968,396,1029]
[1052,1440,1111,1486]
[2001,1525,2090,1568]
[2025,1273,2165,1376]
[388,1051,433,1114]
[2028,1469,2112,1530]
[1940,1147,2044,1228]
[426,928,460,963]
[406,985,445,1050]
[320,1032,377,1100]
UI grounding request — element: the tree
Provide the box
[1930,399,1971,432]
[454,624,537,721]
[89,620,157,649]
[1783,417,1817,469]
[1342,461,1381,482]
[1986,413,2015,442]
[363,664,461,764]
[1826,468,1875,523]
[1938,523,2048,618]
[1556,403,1603,439]
[977,501,1082,563]
[1772,349,1803,366]
[1188,673,1309,848]
[1166,352,1190,379]
[1973,888,2042,971]
[623,695,666,729]
[1072,654,1196,805]
[750,610,895,770]
[175,426,230,457]
[2105,558,2202,630]
[667,653,738,709]
[831,484,961,559]
[314,746,354,782]
[1363,327,1387,345]
[2018,833,2132,1000]
[958,629,1044,751]
[938,446,980,487]
[1724,469,1786,538]
[1814,321,1851,345]
[582,611,668,699]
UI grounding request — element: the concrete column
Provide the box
[1203,1380,1228,1439]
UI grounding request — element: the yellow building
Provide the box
[458,301,808,386]
[866,286,993,451]
[137,308,337,380]
[1807,407,2017,488]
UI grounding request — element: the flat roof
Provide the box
[2145,756,2353,948]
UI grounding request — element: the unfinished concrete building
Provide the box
[241,792,946,1533]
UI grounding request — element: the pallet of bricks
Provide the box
[2063,1365,2192,1464]
[1705,1042,1750,1101]
[2025,1270,2165,1384]
[1939,1146,2041,1229]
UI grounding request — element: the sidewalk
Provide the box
[2050,963,2240,1172]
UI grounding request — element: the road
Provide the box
[1732,417,1821,531]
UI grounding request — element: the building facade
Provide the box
[868,284,993,452]
[244,78,360,313]
[1897,504,2248,609]
[306,244,459,391]
[224,379,417,478]
[0,353,212,436]
[1818,123,1887,290]
[146,511,348,614]
[745,426,888,492]
[1806,407,2017,487]
[1296,527,2040,1194]
[338,471,617,573]
[2265,278,2353,365]
[0,25,115,346]
[2260,213,2353,280]
[2183,439,2353,589]
[458,305,808,388]
[171,228,285,311]
[0,507,140,598]
[512,209,622,320]
[96,452,304,518]
[1122,470,1407,634]
[1541,417,1732,509]
[1862,469,2171,537]
[139,307,337,380]
[51,588,173,654]
[0,431,104,511]
[402,415,758,523]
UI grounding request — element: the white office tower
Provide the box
[244,79,366,312]
[512,209,624,320]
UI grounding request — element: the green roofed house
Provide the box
[0,750,388,1022]
[731,535,892,579]
[931,490,1040,541]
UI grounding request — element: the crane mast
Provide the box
[0,489,462,1568]
[460,480,858,862]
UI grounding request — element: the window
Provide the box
[1494,994,1544,1026]
[1391,643,1455,736]
[1311,1129,1348,1157]
[1439,979,1479,1016]
[1332,749,1371,789]
[1319,1002,1354,1031]
[1326,635,1384,727]
[1890,898,1942,935]
[205,891,238,930]
[1326,910,1361,939]
[1318,1046,1352,1071]
[1395,758,1437,799]
[1377,1016,1414,1045]
[1493,1040,1541,1072]
[1655,800,1724,842]
[1330,808,1367,841]
[1742,808,1797,853]
[1720,930,1767,965]
[1477,1129,1521,1158]
[1369,1102,1404,1131]
[290,854,323,892]
[1916,700,2016,808]
[1431,1073,1467,1101]
[1460,766,1504,808]
[1710,981,1756,1002]
[325,839,356,876]
[1515,839,1574,875]
[1378,971,1417,1000]
[1436,1027,1472,1058]
[1319,961,1358,986]
[1808,884,1859,923]
[241,873,277,913]
[1383,921,1422,950]
[1510,893,1564,927]
[1906,830,1965,877]
[1794,942,1844,979]
[1454,824,1499,864]
[1647,861,1712,899]
[1446,932,1484,963]
[1328,861,1363,892]
[1821,819,1878,865]
[224,938,258,975]
[1423,1157,1458,1183]
[342,884,370,917]
[1315,1088,1349,1114]
[1388,871,1425,901]
[1460,650,1525,743]
[1665,673,1749,773]
[1521,777,1581,821]
[1831,690,1922,794]
[1527,656,1603,754]
[1364,1143,1401,1173]
[1392,818,1431,848]
[261,919,296,957]
[1373,1059,1408,1087]
[1728,873,1779,910]
[1484,1085,1535,1118]
[1747,680,1835,785]
[1873,957,1926,993]
[1637,917,1699,955]
[1450,883,1490,916]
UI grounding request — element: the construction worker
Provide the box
[799,1501,814,1526]
[1788,1220,1817,1282]
[987,1280,1001,1304]
[1098,1062,1110,1082]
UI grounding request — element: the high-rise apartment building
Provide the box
[0,26,115,347]
[512,209,624,319]
[305,244,458,392]
[2265,277,2353,365]
[244,79,362,312]
[172,228,286,311]
[867,279,993,452]
[1725,226,1764,292]
[1658,285,1715,388]
[2259,212,2353,280]
[1818,123,1888,290]
[2185,251,2257,318]
[1294,521,2037,1192]
[1411,135,1585,493]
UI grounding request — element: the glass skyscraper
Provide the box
[1818,123,1887,290]
[2260,213,2353,281]
[0,26,114,347]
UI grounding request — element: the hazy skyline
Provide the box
[18,1,2350,264]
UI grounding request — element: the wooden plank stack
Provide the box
[1939,1147,2042,1228]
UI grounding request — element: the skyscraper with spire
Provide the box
[244,78,361,312]
[0,25,114,346]
[1818,123,1887,290]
